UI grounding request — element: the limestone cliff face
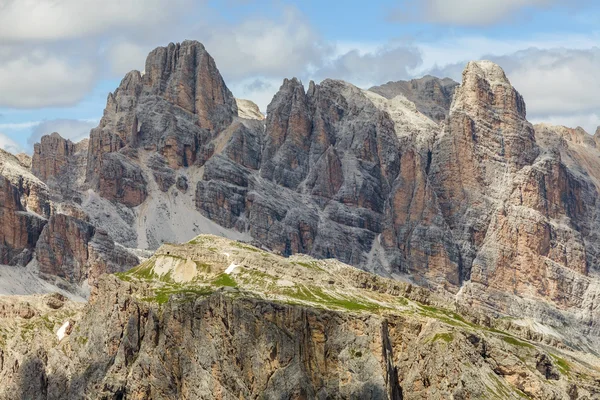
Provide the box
[35,214,138,285]
[0,176,46,265]
[18,43,600,338]
[86,41,237,206]
[31,132,75,182]
[0,150,49,266]
[1,237,598,399]
[369,75,458,123]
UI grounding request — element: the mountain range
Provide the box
[0,40,599,398]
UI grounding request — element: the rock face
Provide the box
[369,75,458,123]
[86,40,237,206]
[0,176,46,265]
[1,140,137,289]
[12,42,600,358]
[0,150,49,266]
[0,236,598,399]
[35,214,138,285]
[31,132,76,182]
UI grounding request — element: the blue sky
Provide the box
[0,0,599,153]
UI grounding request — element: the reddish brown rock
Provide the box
[35,213,138,284]
[260,78,312,189]
[31,132,75,182]
[0,176,46,265]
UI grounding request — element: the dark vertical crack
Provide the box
[381,320,403,400]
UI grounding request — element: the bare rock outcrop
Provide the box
[369,75,458,123]
[1,237,598,399]
[86,40,237,206]
[35,213,138,285]
[31,132,75,182]
[0,176,46,265]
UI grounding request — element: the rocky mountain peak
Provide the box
[235,98,264,120]
[143,40,237,131]
[32,132,75,182]
[453,60,527,119]
[369,75,458,123]
[463,60,511,86]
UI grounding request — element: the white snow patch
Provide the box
[56,320,70,341]
[224,263,239,274]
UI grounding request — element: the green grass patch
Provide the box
[194,262,212,273]
[282,285,381,312]
[432,332,454,343]
[501,336,534,349]
[213,273,238,288]
[187,236,212,245]
[232,242,261,253]
[144,285,214,304]
[293,261,324,272]
[549,353,571,375]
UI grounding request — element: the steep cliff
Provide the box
[369,75,458,123]
[0,236,597,399]
[8,42,600,363]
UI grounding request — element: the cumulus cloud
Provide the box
[391,0,567,26]
[314,44,422,87]
[0,0,193,42]
[0,0,196,108]
[0,132,22,154]
[0,48,96,108]
[201,7,330,80]
[27,119,98,147]
[228,78,281,113]
[107,41,152,76]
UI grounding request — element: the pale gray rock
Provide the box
[369,75,458,123]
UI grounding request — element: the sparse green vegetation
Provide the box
[213,273,237,288]
[350,348,363,358]
[143,285,214,304]
[500,336,534,349]
[549,353,571,375]
[282,285,381,312]
[232,242,261,253]
[293,261,324,272]
[120,259,157,281]
[194,262,212,273]
[432,332,454,343]
[76,336,88,345]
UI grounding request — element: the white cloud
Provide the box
[314,44,422,87]
[0,0,193,42]
[393,0,564,26]
[0,48,96,108]
[201,7,330,80]
[228,78,280,113]
[0,132,22,154]
[530,113,600,134]
[107,41,151,76]
[0,121,41,130]
[28,119,98,147]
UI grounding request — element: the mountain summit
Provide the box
[1,41,600,397]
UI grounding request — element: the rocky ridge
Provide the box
[369,75,458,123]
[0,235,598,399]
[0,40,599,372]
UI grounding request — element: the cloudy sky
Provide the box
[0,0,599,153]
